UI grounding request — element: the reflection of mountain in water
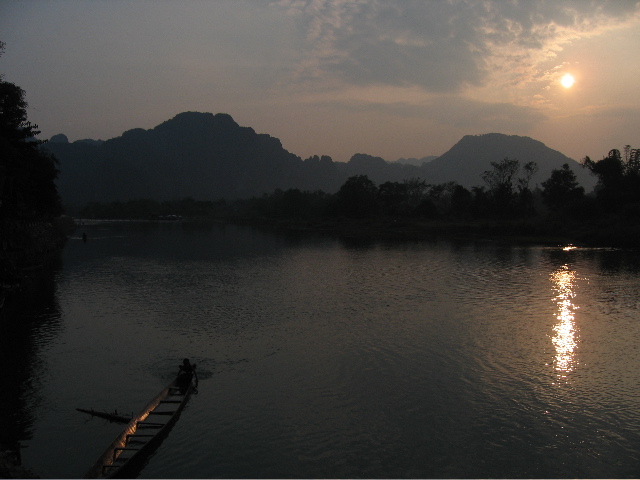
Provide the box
[0,253,64,452]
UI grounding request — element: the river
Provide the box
[2,221,640,478]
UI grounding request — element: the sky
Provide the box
[1,0,639,163]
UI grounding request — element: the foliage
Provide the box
[517,161,538,193]
[583,147,640,211]
[336,175,378,218]
[541,164,585,211]
[0,75,62,219]
[243,189,333,219]
[481,158,520,216]
[481,158,539,217]
[377,178,429,217]
[451,184,473,218]
[378,181,410,217]
[517,161,538,216]
[0,81,41,144]
[73,147,640,248]
[481,158,519,193]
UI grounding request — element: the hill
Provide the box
[392,156,438,167]
[421,133,595,190]
[47,112,313,208]
[44,112,596,211]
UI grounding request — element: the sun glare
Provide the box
[560,73,575,89]
[550,265,579,380]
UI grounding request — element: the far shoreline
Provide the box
[72,216,639,250]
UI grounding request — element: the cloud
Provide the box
[556,103,640,122]
[272,0,640,93]
[292,84,547,133]
[426,96,548,132]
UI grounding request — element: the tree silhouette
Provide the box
[541,163,584,211]
[481,158,540,217]
[451,184,473,218]
[337,175,378,218]
[481,158,520,216]
[1,42,62,220]
[378,181,409,216]
[583,147,640,211]
[517,161,538,215]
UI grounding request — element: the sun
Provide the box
[560,73,575,89]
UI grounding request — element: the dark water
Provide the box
[3,222,640,478]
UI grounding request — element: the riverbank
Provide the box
[236,216,628,248]
[0,451,38,479]
[72,214,640,249]
[1,216,76,304]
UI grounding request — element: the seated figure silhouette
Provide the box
[177,358,197,394]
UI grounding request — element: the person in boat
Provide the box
[179,358,195,376]
[177,358,197,392]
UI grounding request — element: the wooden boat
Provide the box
[83,372,196,479]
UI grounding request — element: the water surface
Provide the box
[4,222,640,478]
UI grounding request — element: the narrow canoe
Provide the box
[83,373,195,479]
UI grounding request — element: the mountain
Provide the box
[421,133,595,190]
[392,156,438,167]
[49,133,69,143]
[47,112,316,208]
[344,153,419,185]
[44,113,596,211]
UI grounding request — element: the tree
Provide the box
[583,147,640,210]
[336,175,378,218]
[426,182,457,216]
[451,184,473,218]
[481,157,520,216]
[517,161,538,193]
[470,186,490,216]
[403,178,429,210]
[482,158,519,192]
[541,164,584,210]
[378,181,409,216]
[622,146,640,205]
[377,178,429,217]
[517,161,539,216]
[0,47,62,219]
[0,81,41,144]
[481,158,539,217]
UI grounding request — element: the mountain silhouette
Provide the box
[392,156,438,167]
[421,133,595,190]
[44,112,595,210]
[47,112,307,207]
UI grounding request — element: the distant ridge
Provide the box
[422,133,595,190]
[392,156,438,167]
[44,113,595,210]
[46,112,308,207]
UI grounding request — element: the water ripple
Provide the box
[16,228,640,478]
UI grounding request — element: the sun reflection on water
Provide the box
[550,264,579,381]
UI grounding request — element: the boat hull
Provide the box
[83,375,194,479]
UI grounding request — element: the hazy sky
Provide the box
[1,0,639,162]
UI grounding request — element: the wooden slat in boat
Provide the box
[83,374,195,479]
